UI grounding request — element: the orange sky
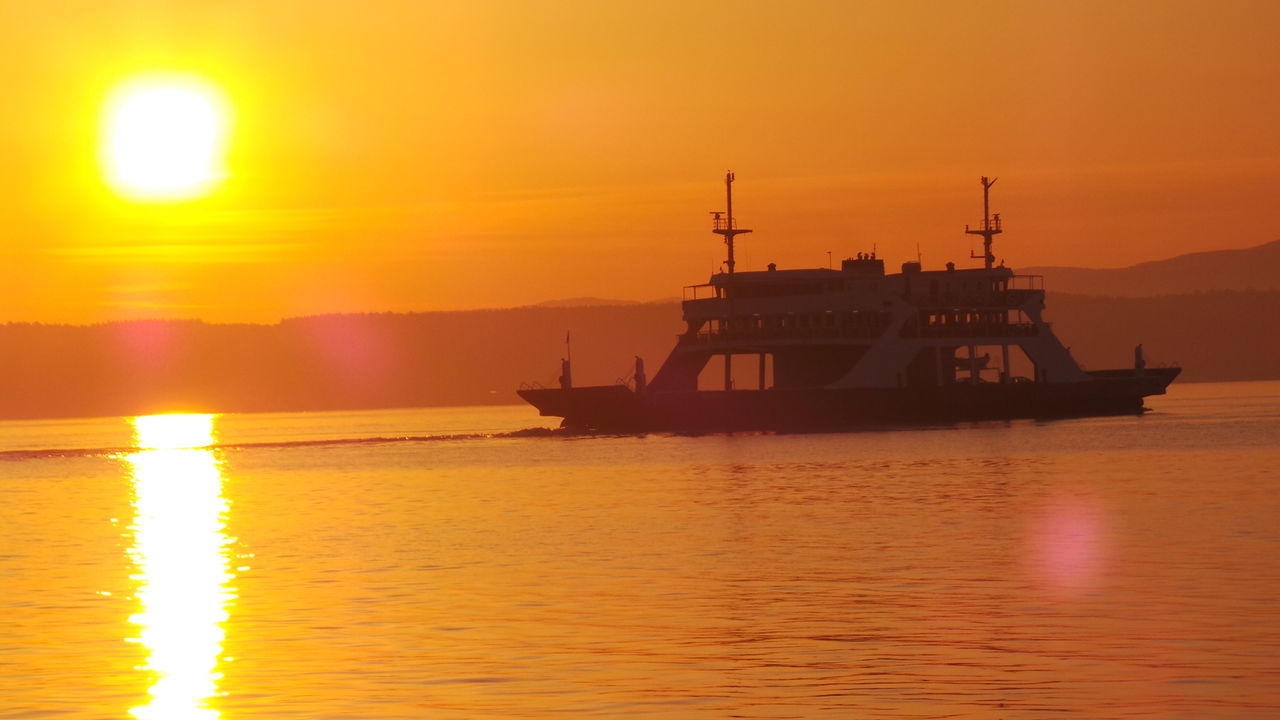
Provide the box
[2,0,1278,323]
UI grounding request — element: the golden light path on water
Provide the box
[126,414,234,720]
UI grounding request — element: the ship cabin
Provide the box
[649,255,1071,393]
[643,172,1087,393]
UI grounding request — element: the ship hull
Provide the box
[518,367,1181,433]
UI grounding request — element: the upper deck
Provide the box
[682,260,1043,322]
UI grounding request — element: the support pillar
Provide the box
[758,353,767,390]
[724,353,732,391]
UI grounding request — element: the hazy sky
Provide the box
[2,0,1278,323]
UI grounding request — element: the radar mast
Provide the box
[964,176,1002,269]
[710,172,752,274]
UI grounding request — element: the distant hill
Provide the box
[531,296,681,308]
[0,304,681,421]
[3,244,1278,420]
[531,297,641,308]
[1021,239,1280,296]
[1047,290,1280,382]
[1,291,1277,421]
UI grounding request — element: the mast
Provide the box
[709,172,752,392]
[964,176,1002,269]
[711,171,752,274]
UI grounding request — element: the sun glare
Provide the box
[126,413,233,720]
[103,76,229,201]
[133,413,217,450]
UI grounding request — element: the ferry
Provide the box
[519,174,1180,432]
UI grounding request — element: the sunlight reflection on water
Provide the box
[126,414,234,720]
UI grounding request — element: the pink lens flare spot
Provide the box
[1027,495,1110,595]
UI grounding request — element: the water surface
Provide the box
[2,382,1278,718]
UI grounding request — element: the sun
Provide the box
[102,75,230,201]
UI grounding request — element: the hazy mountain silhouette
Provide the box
[0,305,679,420]
[531,297,641,308]
[531,296,681,308]
[3,243,1278,421]
[1021,239,1280,296]
[1044,291,1280,382]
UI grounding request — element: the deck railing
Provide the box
[689,324,889,344]
[913,322,1039,338]
[683,284,719,301]
[1008,275,1043,290]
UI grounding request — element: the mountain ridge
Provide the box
[2,241,1278,421]
[2,289,1277,421]
[1019,239,1280,297]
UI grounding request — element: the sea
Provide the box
[2,380,1278,719]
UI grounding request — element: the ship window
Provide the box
[733,281,825,298]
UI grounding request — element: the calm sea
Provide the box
[2,381,1278,719]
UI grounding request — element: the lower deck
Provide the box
[519,367,1181,433]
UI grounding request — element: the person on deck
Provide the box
[559,358,572,389]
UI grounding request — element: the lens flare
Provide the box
[1026,493,1109,595]
[126,414,234,720]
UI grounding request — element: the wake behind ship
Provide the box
[519,174,1179,432]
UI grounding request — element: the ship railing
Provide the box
[915,322,1039,338]
[1008,275,1043,290]
[690,326,885,344]
[922,290,1043,307]
[711,217,740,231]
[684,284,718,301]
[966,216,1003,233]
[930,293,1013,306]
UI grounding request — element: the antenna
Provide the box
[964,176,1002,269]
[711,171,752,274]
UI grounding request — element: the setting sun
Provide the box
[102,76,229,201]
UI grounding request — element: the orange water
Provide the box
[2,382,1278,718]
